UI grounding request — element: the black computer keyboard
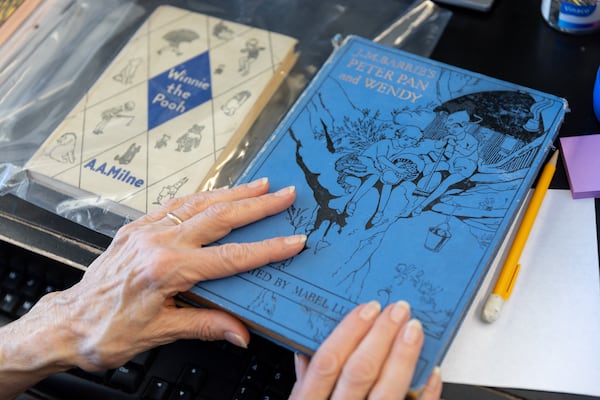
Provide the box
[0,240,296,400]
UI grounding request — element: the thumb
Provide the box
[163,307,250,348]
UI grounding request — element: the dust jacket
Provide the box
[25,5,297,215]
[189,35,569,391]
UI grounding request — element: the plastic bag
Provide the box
[0,0,451,236]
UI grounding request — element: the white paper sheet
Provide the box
[441,189,600,396]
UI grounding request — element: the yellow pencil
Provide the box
[482,149,559,323]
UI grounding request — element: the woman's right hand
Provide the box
[289,301,442,400]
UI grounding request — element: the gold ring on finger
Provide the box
[166,211,184,225]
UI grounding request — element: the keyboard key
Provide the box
[0,292,20,314]
[42,284,58,295]
[109,364,143,393]
[240,357,270,389]
[130,349,155,371]
[21,277,43,299]
[269,367,295,395]
[260,386,287,400]
[15,299,34,318]
[177,363,206,393]
[143,377,171,400]
[219,340,247,358]
[232,384,260,400]
[168,386,193,400]
[2,270,23,291]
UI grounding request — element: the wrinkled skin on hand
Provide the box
[57,178,305,371]
[0,178,305,398]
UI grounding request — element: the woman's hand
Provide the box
[54,177,306,369]
[0,178,306,398]
[290,301,442,400]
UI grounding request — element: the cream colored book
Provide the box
[25,5,297,214]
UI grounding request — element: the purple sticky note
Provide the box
[560,134,600,199]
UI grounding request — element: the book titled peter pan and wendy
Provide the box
[187,35,568,392]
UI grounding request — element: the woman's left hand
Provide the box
[0,178,306,399]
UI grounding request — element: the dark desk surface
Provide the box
[1,0,599,399]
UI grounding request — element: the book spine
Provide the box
[236,37,349,184]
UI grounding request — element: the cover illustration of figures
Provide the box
[190,36,568,390]
[25,5,297,215]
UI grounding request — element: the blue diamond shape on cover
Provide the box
[148,51,212,130]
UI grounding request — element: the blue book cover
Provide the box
[189,35,568,390]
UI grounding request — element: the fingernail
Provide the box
[294,352,306,367]
[275,185,295,196]
[248,177,268,188]
[224,331,248,349]
[284,234,307,245]
[390,300,410,323]
[403,319,422,344]
[427,366,442,390]
[294,352,308,380]
[359,300,381,321]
